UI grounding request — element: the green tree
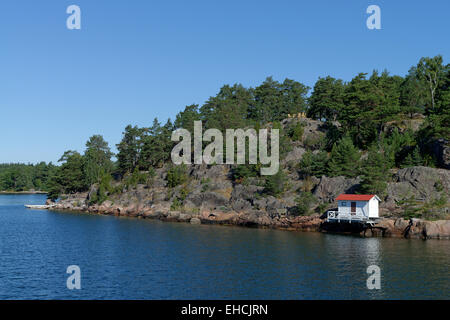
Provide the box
[415,55,447,113]
[250,77,309,123]
[84,135,113,185]
[400,73,427,117]
[287,121,304,141]
[340,73,379,148]
[45,151,88,198]
[116,125,146,175]
[200,84,253,130]
[174,104,201,132]
[360,146,390,196]
[296,192,317,215]
[264,169,286,196]
[299,150,329,177]
[328,136,360,177]
[167,164,188,188]
[307,76,345,121]
[411,145,423,166]
[141,119,174,169]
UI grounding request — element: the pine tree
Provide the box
[264,169,285,196]
[402,153,414,168]
[84,135,113,185]
[411,146,423,166]
[360,146,390,195]
[328,136,360,177]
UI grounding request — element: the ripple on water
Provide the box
[0,194,449,299]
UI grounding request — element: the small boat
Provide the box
[24,204,55,209]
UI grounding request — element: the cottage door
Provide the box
[351,202,356,215]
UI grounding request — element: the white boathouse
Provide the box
[327,194,381,224]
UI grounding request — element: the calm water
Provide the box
[0,194,448,300]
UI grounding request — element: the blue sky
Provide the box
[0,0,448,163]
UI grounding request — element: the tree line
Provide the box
[1,55,448,200]
[0,163,56,192]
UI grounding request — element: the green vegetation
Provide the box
[264,169,286,196]
[299,150,329,178]
[1,55,448,205]
[328,136,361,178]
[360,145,390,196]
[0,162,55,192]
[46,135,114,201]
[167,164,188,188]
[287,121,305,141]
[296,192,318,215]
[399,194,448,220]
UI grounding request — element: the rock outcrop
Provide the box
[47,119,449,241]
[313,176,361,203]
[385,166,450,206]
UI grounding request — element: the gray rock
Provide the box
[252,198,268,210]
[231,198,252,211]
[231,184,262,201]
[190,217,201,224]
[386,166,450,205]
[313,176,361,203]
[284,146,306,163]
[185,191,229,209]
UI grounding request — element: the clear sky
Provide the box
[0,0,448,163]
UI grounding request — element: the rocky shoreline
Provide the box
[35,118,449,241]
[50,195,450,240]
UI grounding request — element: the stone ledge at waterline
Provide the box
[50,195,450,240]
[48,162,450,240]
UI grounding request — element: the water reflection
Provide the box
[0,195,449,299]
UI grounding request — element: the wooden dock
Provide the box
[24,204,55,210]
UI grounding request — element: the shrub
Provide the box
[167,164,188,188]
[299,150,329,177]
[264,169,286,196]
[296,192,318,215]
[231,164,259,183]
[287,121,304,141]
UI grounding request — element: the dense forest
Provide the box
[1,55,448,204]
[0,163,55,192]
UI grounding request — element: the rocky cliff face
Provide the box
[52,163,450,240]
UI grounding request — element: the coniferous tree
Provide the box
[299,150,329,177]
[174,104,201,132]
[328,136,360,177]
[307,76,345,121]
[84,135,113,185]
[264,169,285,196]
[360,146,390,196]
[411,146,423,166]
[116,125,146,175]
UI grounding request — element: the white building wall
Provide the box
[337,198,379,218]
[368,198,379,218]
[338,201,369,217]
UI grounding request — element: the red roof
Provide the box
[336,194,375,201]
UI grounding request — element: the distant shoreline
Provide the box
[0,191,47,195]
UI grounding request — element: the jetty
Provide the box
[24,204,55,210]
